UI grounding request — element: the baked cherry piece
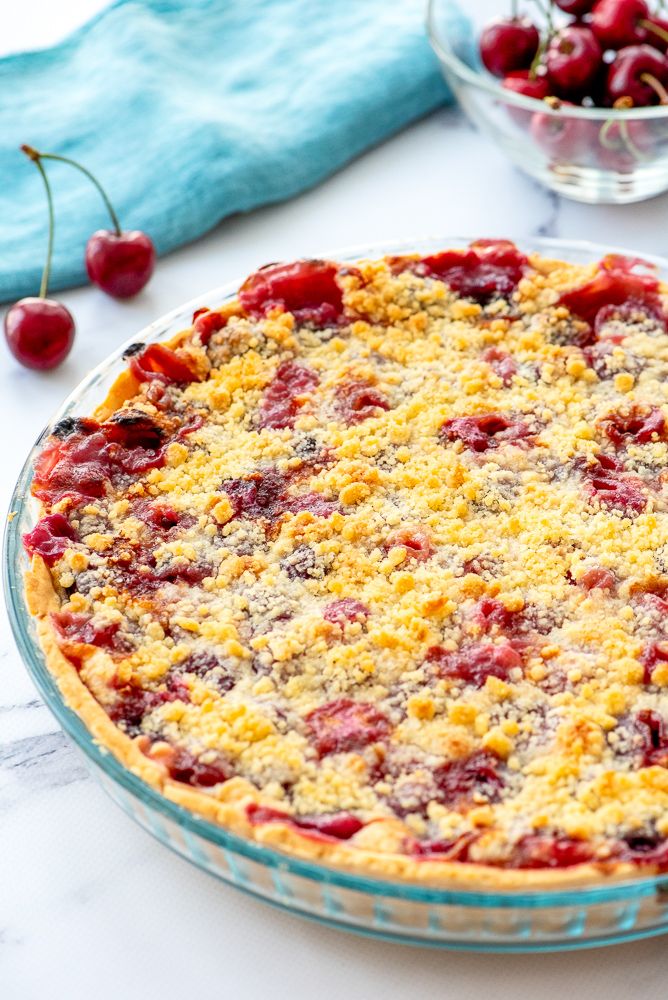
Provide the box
[418,240,527,304]
[426,642,522,687]
[479,18,540,77]
[305,698,390,756]
[607,45,668,106]
[559,254,661,328]
[546,27,603,98]
[5,147,75,370]
[441,413,531,452]
[590,0,651,49]
[239,260,344,326]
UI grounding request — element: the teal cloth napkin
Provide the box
[0,0,467,303]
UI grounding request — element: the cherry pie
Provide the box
[23,242,668,886]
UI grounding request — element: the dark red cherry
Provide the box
[85,229,156,299]
[643,16,668,52]
[502,70,550,102]
[531,106,590,159]
[546,27,603,97]
[480,18,540,77]
[4,297,75,370]
[597,118,655,170]
[607,45,668,106]
[590,0,651,49]
[554,0,595,13]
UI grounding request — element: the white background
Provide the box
[3,3,668,997]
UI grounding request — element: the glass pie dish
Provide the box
[6,236,668,952]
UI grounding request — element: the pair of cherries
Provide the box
[481,0,668,109]
[4,145,156,371]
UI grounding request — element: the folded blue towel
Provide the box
[0,0,468,303]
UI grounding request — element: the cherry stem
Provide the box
[639,18,668,46]
[640,72,668,105]
[26,147,122,236]
[21,144,55,299]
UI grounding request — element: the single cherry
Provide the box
[531,102,590,159]
[480,17,540,77]
[22,145,156,299]
[4,148,75,370]
[546,26,603,98]
[554,0,595,13]
[85,229,156,299]
[607,45,668,106]
[643,16,668,52]
[502,70,550,101]
[590,0,651,49]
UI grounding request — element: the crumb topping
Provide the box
[25,245,668,870]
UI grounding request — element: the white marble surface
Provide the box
[5,4,668,998]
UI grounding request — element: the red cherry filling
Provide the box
[221,468,338,522]
[433,750,504,806]
[32,416,167,504]
[239,260,344,326]
[246,804,364,841]
[417,240,527,304]
[600,405,665,447]
[641,643,668,684]
[409,833,479,861]
[440,413,532,452]
[166,748,231,788]
[128,343,199,385]
[580,567,616,591]
[109,683,184,734]
[192,307,228,344]
[23,513,77,565]
[472,597,517,632]
[384,527,434,562]
[426,642,522,687]
[481,347,517,385]
[323,599,370,627]
[334,379,390,425]
[559,255,661,331]
[509,835,595,869]
[305,698,390,757]
[585,453,647,513]
[633,709,668,766]
[258,359,319,430]
[51,611,127,657]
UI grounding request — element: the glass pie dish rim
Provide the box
[5,233,668,910]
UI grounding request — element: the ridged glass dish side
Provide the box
[6,237,668,952]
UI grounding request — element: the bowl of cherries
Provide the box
[427,0,668,203]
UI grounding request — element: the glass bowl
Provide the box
[427,0,668,204]
[6,237,668,953]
